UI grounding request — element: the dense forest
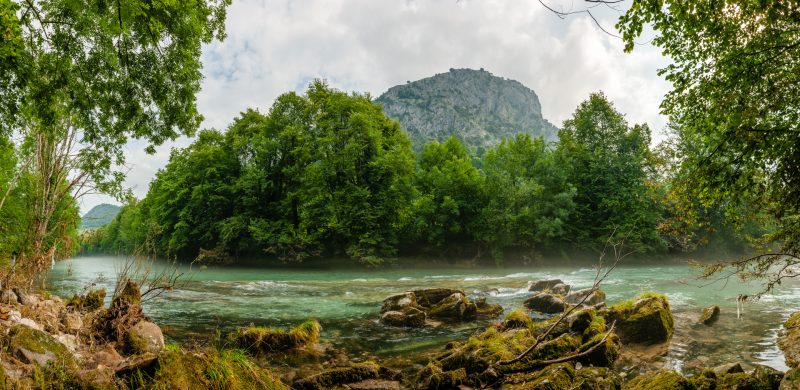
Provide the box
[80,82,769,265]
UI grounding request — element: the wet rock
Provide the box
[529,279,565,292]
[475,296,503,318]
[381,292,417,312]
[752,364,784,389]
[413,288,463,308]
[345,379,401,390]
[122,320,165,355]
[7,324,74,367]
[604,292,673,345]
[381,307,426,327]
[779,311,800,368]
[524,292,567,314]
[623,369,688,389]
[564,288,606,306]
[713,362,744,375]
[550,283,571,296]
[780,368,800,390]
[293,362,391,390]
[700,305,720,326]
[428,292,477,321]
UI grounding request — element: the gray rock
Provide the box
[380,308,426,328]
[529,279,565,292]
[524,292,567,314]
[550,283,571,296]
[125,321,165,354]
[380,292,417,313]
[564,288,606,306]
[700,305,720,326]
[713,362,744,375]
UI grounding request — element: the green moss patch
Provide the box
[227,320,321,355]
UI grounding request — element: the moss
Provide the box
[126,345,287,390]
[686,369,716,390]
[112,280,142,309]
[578,332,619,367]
[583,314,607,341]
[780,312,800,368]
[606,292,673,345]
[569,309,595,334]
[623,370,689,390]
[227,320,321,355]
[7,325,74,367]
[416,364,467,390]
[123,328,149,355]
[502,309,534,330]
[504,363,575,390]
[293,362,385,390]
[715,372,768,389]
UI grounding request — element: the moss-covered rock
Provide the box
[565,288,606,306]
[380,307,426,327]
[6,325,74,368]
[623,369,690,390]
[504,363,575,390]
[605,292,673,345]
[700,305,720,326]
[524,292,567,314]
[227,320,321,355]
[575,366,623,389]
[416,364,467,390]
[686,370,716,390]
[578,332,620,367]
[292,362,391,390]
[66,288,106,312]
[427,291,478,321]
[501,309,534,331]
[752,364,784,389]
[475,296,504,318]
[779,311,800,368]
[122,320,165,355]
[780,368,800,389]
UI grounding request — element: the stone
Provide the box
[428,292,477,321]
[123,320,165,355]
[345,380,401,390]
[380,292,417,313]
[550,283,571,296]
[623,369,689,389]
[381,308,426,327]
[54,334,79,354]
[713,362,744,376]
[780,368,800,390]
[779,311,800,368]
[412,288,463,308]
[605,293,674,345]
[0,289,19,305]
[564,288,606,306]
[92,344,125,369]
[294,363,383,390]
[474,296,503,318]
[115,352,158,376]
[62,311,84,333]
[752,364,784,389]
[524,292,567,314]
[529,279,565,292]
[7,324,73,367]
[700,305,720,326]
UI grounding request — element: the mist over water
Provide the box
[48,256,800,372]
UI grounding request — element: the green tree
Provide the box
[557,92,663,253]
[475,134,575,261]
[409,136,484,252]
[0,0,230,284]
[617,0,799,288]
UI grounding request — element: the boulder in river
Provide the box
[381,307,426,327]
[700,305,720,326]
[524,292,567,314]
[550,283,571,296]
[529,279,565,292]
[564,287,606,306]
[380,288,500,326]
[428,291,477,321]
[779,311,800,368]
[603,292,673,345]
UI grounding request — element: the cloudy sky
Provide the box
[80,0,670,214]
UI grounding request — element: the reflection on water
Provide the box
[48,256,800,373]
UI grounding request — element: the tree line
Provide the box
[80,81,767,265]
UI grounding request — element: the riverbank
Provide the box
[3,276,800,389]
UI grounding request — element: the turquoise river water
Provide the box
[47,255,800,373]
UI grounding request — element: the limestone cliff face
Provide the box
[375,68,558,149]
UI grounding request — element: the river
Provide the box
[47,255,800,373]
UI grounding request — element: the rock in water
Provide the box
[381,308,426,327]
[700,305,720,326]
[428,292,477,321]
[524,292,567,314]
[529,279,565,292]
[564,288,606,306]
[604,292,674,345]
[550,283,571,296]
[779,311,800,368]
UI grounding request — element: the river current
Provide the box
[47,256,800,373]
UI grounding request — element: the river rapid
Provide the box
[47,256,800,373]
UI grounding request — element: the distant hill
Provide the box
[80,204,121,230]
[375,68,558,150]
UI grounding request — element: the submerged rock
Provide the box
[524,292,567,314]
[604,292,673,345]
[779,311,800,368]
[700,305,720,326]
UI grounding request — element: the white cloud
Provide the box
[80,0,671,214]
